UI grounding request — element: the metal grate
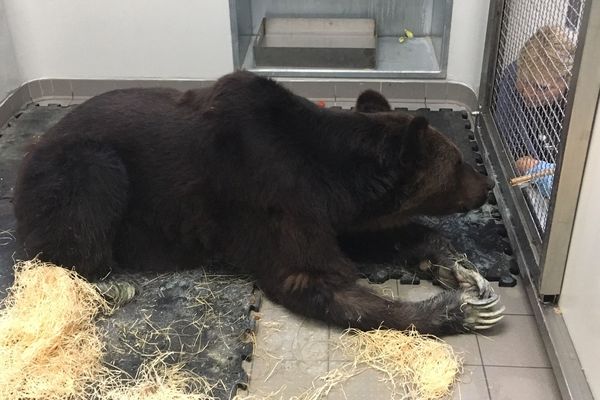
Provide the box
[490,0,584,232]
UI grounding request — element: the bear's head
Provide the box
[354,90,493,229]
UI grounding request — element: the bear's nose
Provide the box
[486,177,496,190]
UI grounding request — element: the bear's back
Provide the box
[44,87,210,146]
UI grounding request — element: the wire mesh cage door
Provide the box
[490,0,584,233]
[480,0,598,297]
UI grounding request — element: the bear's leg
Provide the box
[14,140,129,280]
[258,267,502,335]
[243,218,503,335]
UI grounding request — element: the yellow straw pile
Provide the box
[290,327,461,400]
[0,260,109,400]
[342,327,461,399]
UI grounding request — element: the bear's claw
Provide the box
[466,292,500,307]
[462,291,505,331]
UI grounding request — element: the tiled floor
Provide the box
[240,277,563,399]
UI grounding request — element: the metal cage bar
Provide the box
[489,0,585,235]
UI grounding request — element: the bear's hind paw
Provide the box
[95,281,136,309]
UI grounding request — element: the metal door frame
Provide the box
[539,0,600,296]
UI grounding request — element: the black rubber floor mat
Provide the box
[0,104,257,399]
[355,108,518,286]
[97,269,257,399]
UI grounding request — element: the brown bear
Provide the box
[13,71,503,335]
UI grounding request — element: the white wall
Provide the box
[0,0,22,100]
[446,0,490,96]
[560,98,600,399]
[2,0,489,96]
[3,0,234,81]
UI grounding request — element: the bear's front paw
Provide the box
[460,291,505,331]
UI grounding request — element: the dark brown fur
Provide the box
[13,72,492,335]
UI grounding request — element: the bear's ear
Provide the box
[402,116,428,162]
[355,90,392,113]
[408,115,429,133]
